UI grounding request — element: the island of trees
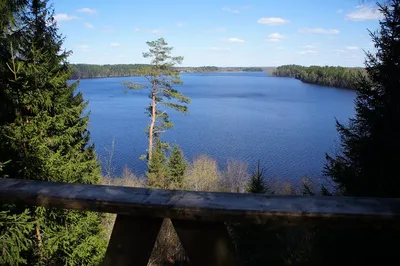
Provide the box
[1,0,400,265]
[273,65,364,89]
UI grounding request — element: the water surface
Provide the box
[78,72,356,183]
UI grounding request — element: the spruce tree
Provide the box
[147,140,168,189]
[325,0,400,197]
[247,161,267,194]
[166,144,187,189]
[0,0,106,264]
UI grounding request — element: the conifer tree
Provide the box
[247,161,267,194]
[166,144,187,189]
[147,140,168,189]
[124,38,190,160]
[0,0,106,264]
[325,0,400,197]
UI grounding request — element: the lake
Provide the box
[77,72,356,184]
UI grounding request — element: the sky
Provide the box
[51,0,384,67]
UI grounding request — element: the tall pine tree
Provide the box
[325,0,400,197]
[0,0,106,264]
[123,38,190,160]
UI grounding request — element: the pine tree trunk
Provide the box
[148,83,157,161]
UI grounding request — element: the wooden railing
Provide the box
[1,178,400,266]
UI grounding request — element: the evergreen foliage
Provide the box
[72,64,148,79]
[123,38,190,160]
[247,161,267,194]
[0,0,27,29]
[166,144,187,189]
[325,0,400,197]
[241,67,263,72]
[273,64,363,89]
[0,208,33,265]
[147,140,168,189]
[0,0,106,264]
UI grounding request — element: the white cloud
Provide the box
[258,17,289,26]
[346,5,383,21]
[210,47,231,51]
[266,33,285,42]
[302,45,316,49]
[77,8,97,14]
[176,23,184,27]
[223,37,245,43]
[275,47,285,51]
[222,7,240,14]
[298,28,340,34]
[133,27,140,32]
[299,50,319,55]
[110,42,121,47]
[53,13,78,22]
[151,29,167,34]
[346,46,359,50]
[84,22,94,29]
[337,9,343,14]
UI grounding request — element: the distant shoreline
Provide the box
[71,64,277,79]
[71,71,270,80]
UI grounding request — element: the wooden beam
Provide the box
[172,219,239,266]
[1,178,400,224]
[103,215,163,266]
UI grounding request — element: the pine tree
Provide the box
[123,38,190,160]
[325,0,400,197]
[147,140,168,189]
[247,161,267,194]
[0,0,106,264]
[167,144,187,189]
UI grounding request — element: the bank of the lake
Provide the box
[78,72,356,184]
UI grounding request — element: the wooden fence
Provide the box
[1,178,400,266]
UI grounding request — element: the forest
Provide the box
[273,64,364,89]
[1,0,400,265]
[71,64,148,79]
[72,64,267,79]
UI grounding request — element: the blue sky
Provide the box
[52,0,383,67]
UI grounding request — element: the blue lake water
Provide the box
[77,72,356,183]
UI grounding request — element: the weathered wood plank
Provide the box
[1,178,400,224]
[172,219,239,266]
[103,215,163,266]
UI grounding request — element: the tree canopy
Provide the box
[273,65,364,89]
[123,38,190,160]
[0,0,106,263]
[325,0,400,197]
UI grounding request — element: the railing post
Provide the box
[172,219,239,266]
[103,215,163,266]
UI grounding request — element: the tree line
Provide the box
[273,64,364,89]
[1,0,400,265]
[72,64,148,79]
[72,64,267,79]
